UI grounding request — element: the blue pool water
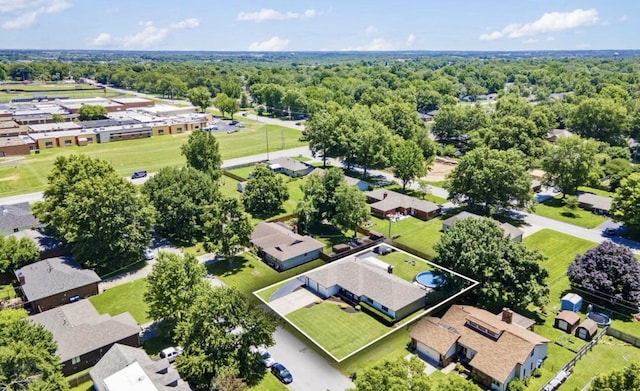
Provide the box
[415,271,443,289]
[587,312,612,327]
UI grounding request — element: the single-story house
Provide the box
[90,344,190,391]
[311,168,370,191]
[14,256,101,313]
[250,222,324,271]
[577,193,612,216]
[441,212,523,242]
[554,311,581,334]
[30,300,140,376]
[0,202,41,235]
[267,156,314,178]
[11,228,68,260]
[410,306,549,391]
[365,189,441,221]
[575,319,598,341]
[300,254,427,321]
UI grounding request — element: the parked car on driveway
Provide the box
[257,346,275,367]
[160,346,183,363]
[271,363,293,384]
[603,227,617,237]
[143,248,155,260]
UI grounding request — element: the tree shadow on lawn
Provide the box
[307,221,352,247]
[206,255,255,279]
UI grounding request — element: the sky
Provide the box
[0,0,636,51]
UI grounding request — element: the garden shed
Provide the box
[560,293,583,312]
[575,319,598,341]
[554,310,580,334]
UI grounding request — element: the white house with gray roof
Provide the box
[300,254,427,321]
[31,300,140,376]
[267,156,314,178]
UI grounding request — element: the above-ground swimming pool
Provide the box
[587,312,612,327]
[415,271,443,289]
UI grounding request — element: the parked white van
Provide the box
[160,346,183,363]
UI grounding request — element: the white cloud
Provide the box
[89,32,114,47]
[238,8,315,22]
[0,0,71,29]
[524,38,538,44]
[123,22,169,49]
[248,36,290,51]
[170,18,199,29]
[480,8,599,41]
[365,25,377,35]
[619,15,628,22]
[2,11,36,29]
[407,33,415,46]
[547,36,555,41]
[347,38,394,51]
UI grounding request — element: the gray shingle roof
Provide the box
[251,222,324,262]
[268,156,311,172]
[91,344,190,391]
[365,189,440,214]
[442,212,523,239]
[0,202,40,232]
[30,300,140,362]
[577,192,612,211]
[304,256,426,312]
[15,256,101,302]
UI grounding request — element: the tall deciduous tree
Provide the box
[296,167,345,232]
[0,236,39,274]
[188,86,212,112]
[589,362,640,391]
[305,110,340,167]
[432,104,488,144]
[0,309,69,390]
[34,155,155,274]
[434,218,548,310]
[611,172,640,233]
[145,252,208,333]
[392,139,426,192]
[446,147,533,214]
[77,104,107,120]
[143,166,218,244]
[567,241,640,304]
[203,197,252,262]
[241,165,288,216]
[175,286,275,389]
[334,184,370,238]
[568,97,629,145]
[542,135,600,196]
[213,92,240,119]
[181,130,222,181]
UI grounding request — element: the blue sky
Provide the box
[0,0,636,51]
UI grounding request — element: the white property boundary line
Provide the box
[253,244,480,362]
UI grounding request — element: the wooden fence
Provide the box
[606,327,640,348]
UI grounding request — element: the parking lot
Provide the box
[204,118,243,134]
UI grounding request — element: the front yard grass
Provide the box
[89,278,149,324]
[368,216,443,258]
[533,194,607,229]
[286,303,391,360]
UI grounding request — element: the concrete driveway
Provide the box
[269,288,319,316]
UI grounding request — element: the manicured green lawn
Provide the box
[286,303,391,360]
[533,194,607,229]
[373,251,432,282]
[249,374,288,391]
[0,123,305,197]
[368,216,443,258]
[336,328,410,376]
[227,165,256,180]
[89,278,150,324]
[219,175,242,198]
[383,184,448,205]
[207,252,325,300]
[577,186,614,198]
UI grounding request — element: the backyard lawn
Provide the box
[89,278,149,324]
[368,216,443,259]
[286,302,391,360]
[373,250,433,282]
[533,195,607,229]
[0,123,306,197]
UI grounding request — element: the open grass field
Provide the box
[0,83,126,102]
[533,194,607,229]
[0,124,306,197]
[368,216,443,258]
[286,302,392,360]
[89,278,149,324]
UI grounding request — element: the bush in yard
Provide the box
[567,241,640,305]
[507,378,526,391]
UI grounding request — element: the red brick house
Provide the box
[365,189,441,221]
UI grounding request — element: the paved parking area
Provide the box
[269,288,319,315]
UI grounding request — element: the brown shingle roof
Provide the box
[365,189,440,214]
[556,310,580,326]
[409,316,459,356]
[250,222,324,262]
[576,319,598,336]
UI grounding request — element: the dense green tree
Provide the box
[34,155,154,274]
[0,309,69,391]
[175,286,276,389]
[51,113,64,123]
[181,130,222,181]
[589,362,640,391]
[568,98,629,145]
[143,166,218,244]
[305,110,341,167]
[542,135,600,196]
[432,104,488,144]
[434,218,549,309]
[188,86,212,112]
[241,165,288,216]
[296,167,345,230]
[213,92,240,119]
[212,367,249,391]
[446,147,534,214]
[145,252,208,334]
[0,236,39,274]
[469,116,545,160]
[77,104,107,120]
[371,101,423,140]
[611,172,640,233]
[334,184,370,238]
[203,197,252,262]
[392,140,426,192]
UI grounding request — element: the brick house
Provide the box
[365,189,441,221]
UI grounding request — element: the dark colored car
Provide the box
[603,228,617,237]
[229,120,239,125]
[131,170,147,179]
[271,363,293,384]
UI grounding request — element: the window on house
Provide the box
[45,141,53,148]
[71,356,81,365]
[158,129,164,135]
[491,379,501,387]
[64,140,72,145]
[381,305,388,312]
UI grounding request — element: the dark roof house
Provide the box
[0,202,41,235]
[14,256,101,313]
[90,344,190,391]
[31,300,140,376]
[11,228,68,260]
[441,211,524,242]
